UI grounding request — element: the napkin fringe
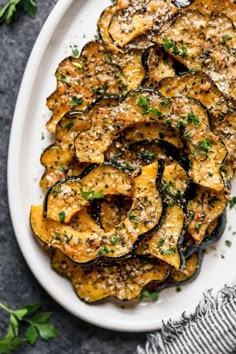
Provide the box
[137,284,236,354]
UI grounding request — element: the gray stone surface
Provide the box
[0,1,147,352]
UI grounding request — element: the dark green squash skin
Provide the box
[147,250,203,293]
[184,212,227,258]
[97,5,116,45]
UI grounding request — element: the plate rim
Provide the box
[7,0,236,333]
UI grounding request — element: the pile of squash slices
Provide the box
[30,0,236,303]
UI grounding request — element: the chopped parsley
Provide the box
[98,246,111,256]
[129,212,139,226]
[56,74,69,83]
[137,95,164,118]
[187,112,200,128]
[72,62,83,69]
[69,96,84,107]
[72,47,79,57]
[161,246,176,255]
[225,240,232,247]
[57,165,67,171]
[229,197,236,209]
[65,120,74,130]
[194,137,213,158]
[64,234,73,244]
[104,54,112,63]
[80,188,104,201]
[222,34,232,40]
[58,211,65,223]
[163,38,188,59]
[110,235,119,245]
[159,98,172,108]
[52,188,62,195]
[54,232,61,241]
[157,238,165,248]
[140,290,159,301]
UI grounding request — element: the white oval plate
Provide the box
[8,0,236,332]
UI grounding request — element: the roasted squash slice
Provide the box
[136,162,187,269]
[46,41,145,132]
[143,46,176,86]
[98,5,117,45]
[159,73,236,180]
[41,98,119,191]
[155,11,236,99]
[105,139,179,177]
[51,249,169,303]
[100,196,132,232]
[31,163,163,263]
[187,0,236,27]
[166,251,201,285]
[185,212,226,257]
[75,89,227,191]
[147,251,202,293]
[123,123,183,150]
[45,165,133,223]
[40,163,90,193]
[108,0,177,48]
[187,186,229,243]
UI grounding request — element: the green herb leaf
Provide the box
[140,290,159,301]
[137,95,165,118]
[157,238,165,248]
[80,188,104,201]
[110,235,119,245]
[58,211,65,223]
[25,325,38,345]
[129,212,138,226]
[104,54,112,63]
[0,302,57,352]
[33,323,58,341]
[19,303,41,316]
[72,62,83,69]
[225,240,232,247]
[187,112,200,128]
[31,312,52,324]
[98,246,110,256]
[163,38,188,58]
[65,120,74,130]
[0,337,25,354]
[230,197,236,208]
[137,95,150,114]
[72,47,79,57]
[0,0,37,25]
[14,309,28,321]
[69,96,84,107]
[222,34,232,40]
[161,246,176,255]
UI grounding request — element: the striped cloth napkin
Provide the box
[138,285,236,354]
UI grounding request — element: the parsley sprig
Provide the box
[0,0,37,25]
[0,302,58,353]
